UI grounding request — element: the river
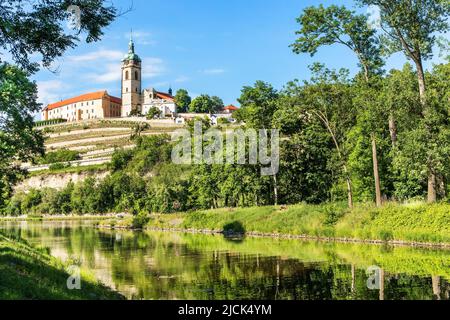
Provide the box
[1,220,449,300]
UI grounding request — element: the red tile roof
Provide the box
[223,104,238,111]
[156,91,174,101]
[44,91,121,111]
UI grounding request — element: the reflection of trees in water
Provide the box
[2,221,450,300]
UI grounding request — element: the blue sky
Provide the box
[32,0,447,114]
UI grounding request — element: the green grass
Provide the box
[29,164,109,177]
[143,202,450,244]
[0,232,124,299]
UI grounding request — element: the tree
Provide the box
[236,81,279,129]
[174,89,191,113]
[292,5,390,206]
[189,94,223,113]
[291,4,385,207]
[211,96,224,112]
[0,0,117,210]
[146,106,162,119]
[359,0,449,202]
[0,63,44,208]
[308,65,357,208]
[291,5,383,81]
[0,0,117,73]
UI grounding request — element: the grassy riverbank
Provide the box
[0,232,124,299]
[100,202,450,245]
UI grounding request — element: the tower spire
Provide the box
[129,29,135,53]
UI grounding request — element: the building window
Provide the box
[125,70,129,80]
[135,71,138,80]
[126,87,129,93]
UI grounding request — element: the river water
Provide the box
[1,220,449,300]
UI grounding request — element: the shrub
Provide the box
[131,213,150,229]
[40,149,80,164]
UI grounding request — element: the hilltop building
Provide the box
[42,91,121,121]
[42,38,176,121]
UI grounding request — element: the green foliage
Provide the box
[235,81,279,128]
[0,63,44,209]
[174,89,192,112]
[358,0,449,61]
[189,94,224,113]
[34,119,67,127]
[39,149,80,164]
[146,107,162,119]
[131,213,150,229]
[0,0,117,73]
[0,232,123,299]
[291,4,383,78]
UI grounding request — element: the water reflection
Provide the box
[0,220,449,300]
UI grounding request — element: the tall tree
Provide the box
[0,63,44,208]
[189,94,223,114]
[174,89,191,113]
[0,0,117,209]
[291,5,384,206]
[236,81,279,129]
[359,0,449,202]
[0,0,117,73]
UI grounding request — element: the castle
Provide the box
[41,38,176,122]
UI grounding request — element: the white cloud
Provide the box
[142,57,165,79]
[68,49,124,62]
[37,80,69,106]
[86,63,122,83]
[202,68,225,75]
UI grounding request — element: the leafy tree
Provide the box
[291,5,383,81]
[291,4,386,206]
[302,64,356,208]
[189,94,223,113]
[0,0,117,73]
[235,81,279,129]
[0,63,44,208]
[211,95,224,111]
[174,89,191,112]
[146,106,162,119]
[0,0,117,211]
[358,0,449,202]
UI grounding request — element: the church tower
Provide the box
[121,37,142,117]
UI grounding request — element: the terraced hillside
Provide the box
[27,119,182,174]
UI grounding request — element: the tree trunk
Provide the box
[414,59,437,203]
[343,165,353,209]
[388,113,397,148]
[416,60,426,105]
[273,174,278,206]
[351,264,356,293]
[372,135,382,207]
[379,268,385,301]
[428,170,437,203]
[432,276,441,300]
